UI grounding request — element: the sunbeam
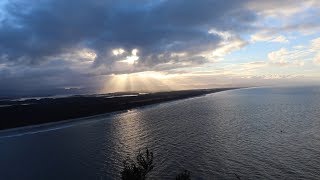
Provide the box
[101,71,186,93]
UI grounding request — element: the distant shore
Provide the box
[0,88,240,130]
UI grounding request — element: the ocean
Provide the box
[0,87,319,179]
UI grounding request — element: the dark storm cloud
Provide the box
[0,0,259,95]
[0,0,255,66]
[0,62,101,96]
[0,0,111,65]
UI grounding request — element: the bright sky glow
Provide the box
[112,49,125,56]
[102,71,183,93]
[118,49,139,64]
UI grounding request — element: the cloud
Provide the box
[0,0,256,67]
[312,38,320,64]
[268,48,290,65]
[155,70,314,89]
[249,0,320,36]
[314,55,320,65]
[250,32,289,43]
[311,37,320,51]
[270,36,289,43]
[0,0,260,95]
[0,0,319,95]
[301,37,320,55]
[247,0,320,18]
[0,61,102,96]
[208,30,248,60]
[0,0,252,94]
[241,61,267,70]
[1,0,317,68]
[268,48,306,66]
[266,37,320,67]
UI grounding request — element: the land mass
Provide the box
[0,88,239,130]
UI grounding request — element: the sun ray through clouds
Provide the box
[101,71,187,93]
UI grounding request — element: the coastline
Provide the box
[0,88,240,131]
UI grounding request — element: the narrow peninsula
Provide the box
[0,88,239,130]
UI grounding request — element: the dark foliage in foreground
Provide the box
[121,148,154,180]
[121,148,192,180]
[175,170,191,180]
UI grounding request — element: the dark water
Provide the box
[1,87,320,179]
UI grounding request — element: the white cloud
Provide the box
[250,32,289,43]
[270,35,289,43]
[295,37,320,65]
[282,23,320,36]
[292,60,305,66]
[293,45,305,49]
[248,0,320,36]
[314,54,320,65]
[250,33,271,42]
[205,30,247,60]
[265,37,320,66]
[268,48,305,66]
[268,48,289,65]
[208,29,233,40]
[211,39,247,59]
[77,48,97,61]
[119,49,139,65]
[247,0,319,18]
[241,61,267,70]
[311,37,320,51]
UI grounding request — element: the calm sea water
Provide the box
[0,87,320,179]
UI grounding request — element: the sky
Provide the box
[0,0,319,96]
